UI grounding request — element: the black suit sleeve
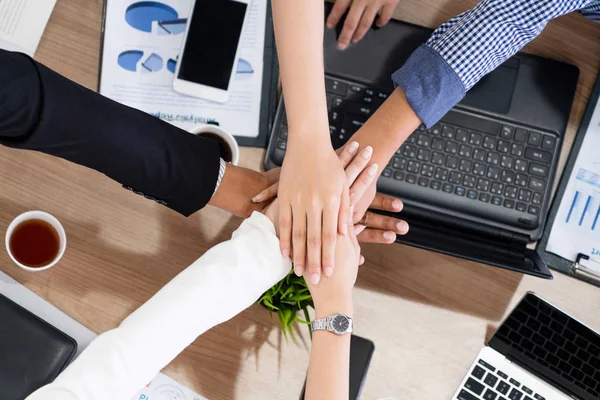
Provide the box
[0,50,221,217]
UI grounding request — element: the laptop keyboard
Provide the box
[271,76,558,229]
[458,359,547,400]
[495,295,600,397]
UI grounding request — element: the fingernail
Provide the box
[310,273,320,285]
[350,192,356,204]
[355,225,367,235]
[324,266,333,277]
[362,146,373,159]
[338,43,347,50]
[348,141,359,154]
[397,221,409,233]
[367,163,378,176]
[326,22,333,29]
[294,264,303,276]
[383,231,395,241]
[392,199,402,210]
[281,247,290,258]
[252,193,263,202]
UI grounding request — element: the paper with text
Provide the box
[547,97,600,273]
[99,0,266,137]
[0,0,56,55]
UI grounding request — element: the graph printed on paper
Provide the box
[565,168,600,232]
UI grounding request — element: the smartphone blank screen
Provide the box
[178,0,247,90]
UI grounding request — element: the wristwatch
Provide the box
[311,313,353,335]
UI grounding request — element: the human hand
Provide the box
[306,217,363,318]
[326,0,400,50]
[276,141,350,285]
[208,165,280,218]
[255,144,409,243]
[356,191,409,243]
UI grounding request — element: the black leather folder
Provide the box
[0,293,77,400]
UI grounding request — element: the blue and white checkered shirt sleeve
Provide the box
[392,0,592,127]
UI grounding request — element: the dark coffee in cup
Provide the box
[199,132,233,163]
[190,125,239,165]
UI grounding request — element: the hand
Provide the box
[352,181,409,243]
[209,165,280,218]
[306,217,363,318]
[254,147,409,244]
[356,191,409,243]
[276,141,350,285]
[326,0,400,50]
[262,140,382,250]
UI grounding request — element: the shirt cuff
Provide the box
[212,158,227,197]
[391,44,466,128]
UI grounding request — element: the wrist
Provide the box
[208,164,268,218]
[287,123,331,148]
[314,296,354,319]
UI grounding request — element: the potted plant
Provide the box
[258,270,314,340]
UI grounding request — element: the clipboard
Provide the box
[97,0,279,148]
[537,72,600,287]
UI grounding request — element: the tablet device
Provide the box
[0,292,77,399]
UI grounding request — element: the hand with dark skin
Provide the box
[208,163,406,244]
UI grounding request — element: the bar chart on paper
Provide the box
[565,169,600,231]
[547,99,600,268]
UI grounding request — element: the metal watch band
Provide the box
[311,314,353,335]
[311,317,331,331]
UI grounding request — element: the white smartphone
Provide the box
[173,0,251,103]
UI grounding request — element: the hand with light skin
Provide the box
[261,147,379,400]
[301,145,386,400]
[254,142,409,257]
[262,142,381,248]
[327,0,400,50]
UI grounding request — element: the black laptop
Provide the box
[264,5,579,279]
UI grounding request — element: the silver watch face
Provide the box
[332,314,350,333]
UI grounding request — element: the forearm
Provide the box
[272,0,329,144]
[305,299,354,400]
[0,49,220,216]
[27,212,292,400]
[393,0,590,127]
[347,88,420,175]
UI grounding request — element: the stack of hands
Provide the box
[256,141,407,318]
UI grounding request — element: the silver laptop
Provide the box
[453,293,600,400]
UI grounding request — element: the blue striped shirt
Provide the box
[392,0,600,127]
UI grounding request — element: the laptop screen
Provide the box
[489,293,600,400]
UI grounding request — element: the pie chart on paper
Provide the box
[118,50,164,73]
[125,1,179,32]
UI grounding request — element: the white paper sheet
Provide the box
[0,270,208,400]
[99,0,266,137]
[0,0,56,55]
[547,96,600,273]
[134,374,208,400]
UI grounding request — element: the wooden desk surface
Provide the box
[4,0,600,399]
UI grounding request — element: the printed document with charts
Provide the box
[0,0,56,55]
[99,0,266,137]
[547,97,600,274]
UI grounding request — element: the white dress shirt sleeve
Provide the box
[26,212,291,400]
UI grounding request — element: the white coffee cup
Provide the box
[189,124,239,165]
[5,211,67,272]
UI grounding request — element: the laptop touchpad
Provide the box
[461,58,519,115]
